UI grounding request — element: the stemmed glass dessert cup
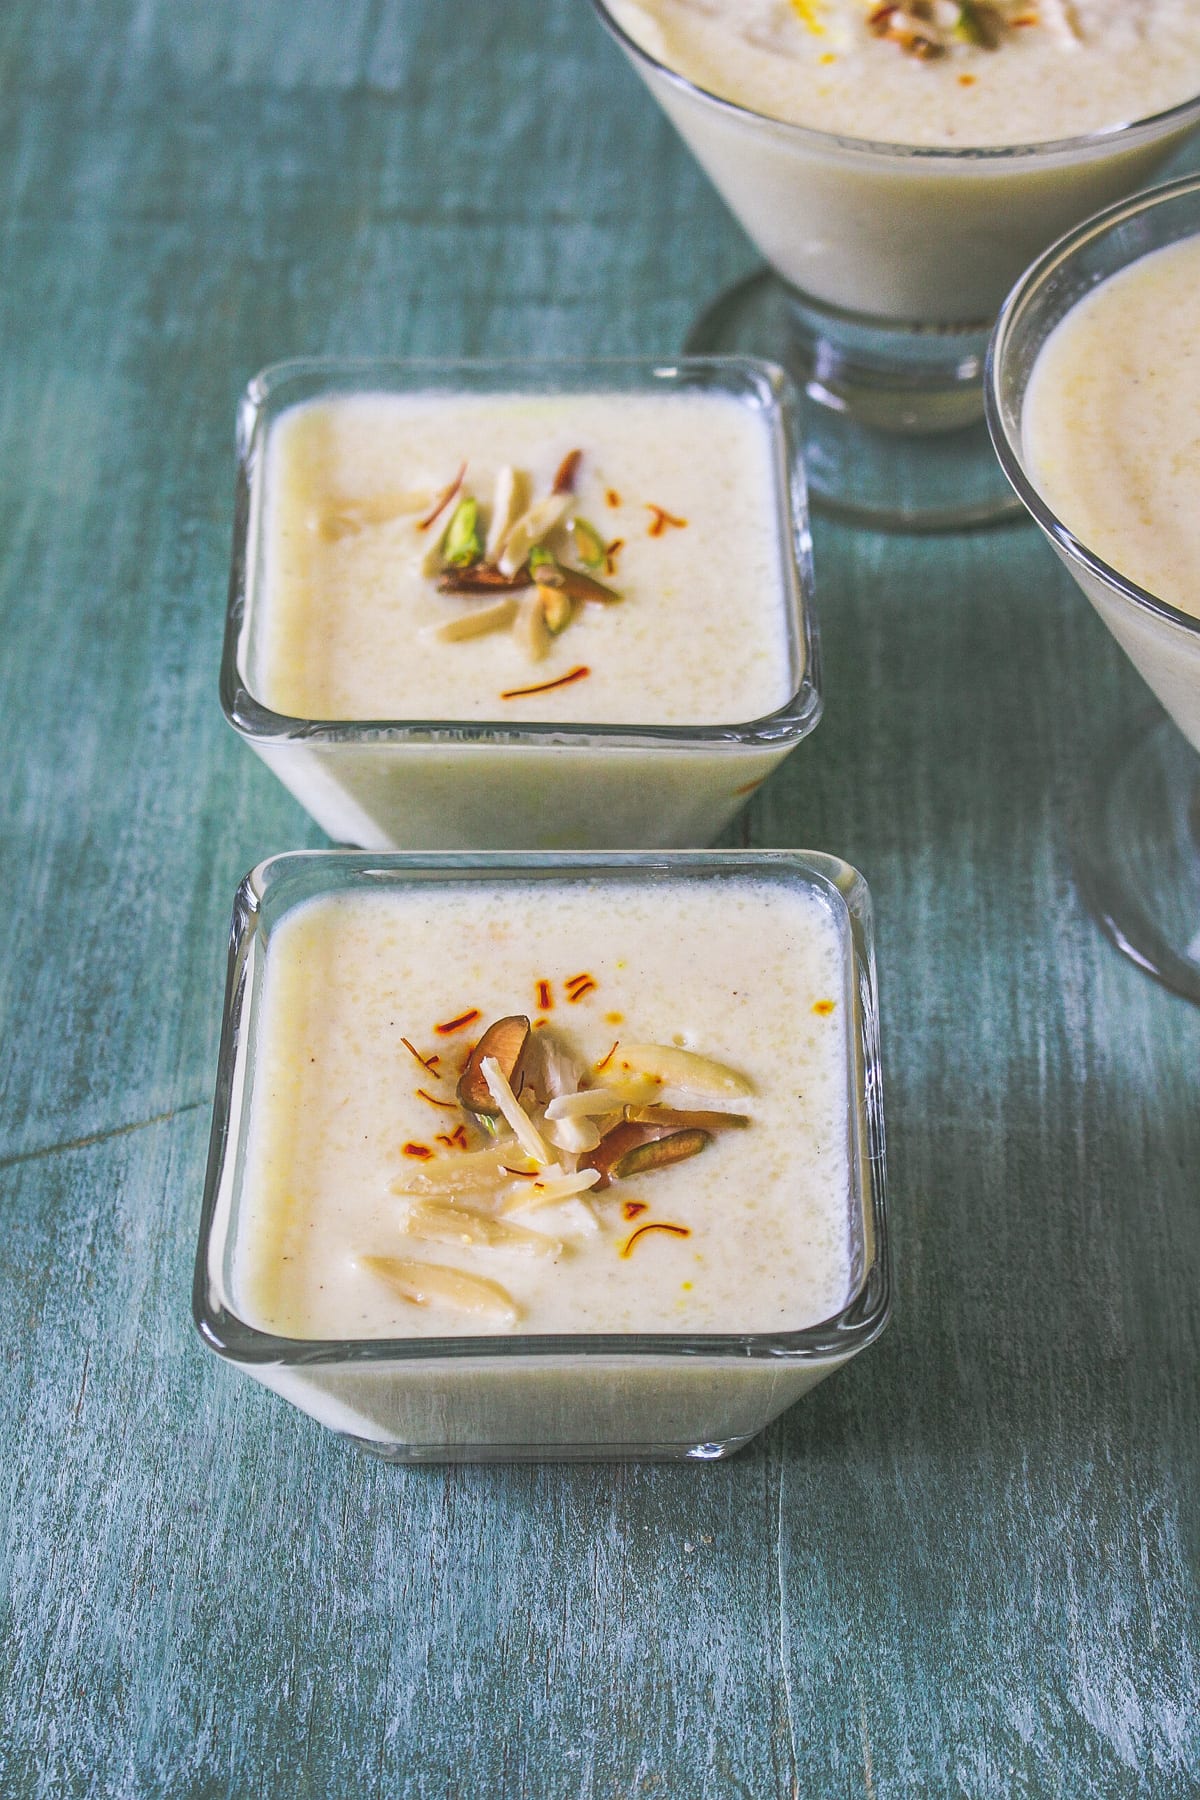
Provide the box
[987,175,1200,1005]
[590,0,1200,532]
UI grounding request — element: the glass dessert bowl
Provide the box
[987,174,1200,1003]
[592,0,1200,531]
[222,356,821,850]
[193,849,891,1463]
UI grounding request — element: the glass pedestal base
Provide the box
[685,269,1022,532]
[1073,713,1200,1005]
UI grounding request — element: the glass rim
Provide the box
[193,847,891,1369]
[986,172,1200,643]
[222,352,822,752]
[590,0,1200,164]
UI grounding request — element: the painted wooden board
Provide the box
[0,2,1197,1794]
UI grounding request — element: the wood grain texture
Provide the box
[1,2,1198,1794]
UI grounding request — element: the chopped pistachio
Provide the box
[485,465,530,561]
[609,1127,710,1181]
[538,583,574,636]
[954,1,1004,47]
[570,517,607,569]
[359,1254,518,1321]
[580,1120,670,1191]
[443,496,482,567]
[433,598,519,642]
[627,1105,751,1132]
[868,0,1025,54]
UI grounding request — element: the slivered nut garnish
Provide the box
[359,1255,519,1321]
[387,1010,752,1306]
[457,1016,533,1118]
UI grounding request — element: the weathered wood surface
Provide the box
[1,3,1198,1794]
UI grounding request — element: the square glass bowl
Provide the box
[220,357,821,851]
[193,849,890,1464]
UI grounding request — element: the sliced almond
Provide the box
[514,590,552,663]
[419,526,451,578]
[498,493,571,576]
[480,1056,555,1165]
[485,465,530,561]
[544,1086,630,1121]
[543,1114,603,1155]
[499,1167,602,1215]
[614,1044,753,1097]
[530,1032,585,1103]
[457,1017,533,1117]
[403,1201,563,1257]
[359,1254,518,1322]
[389,1143,533,1197]
[601,1073,665,1107]
[318,492,432,539]
[433,598,519,643]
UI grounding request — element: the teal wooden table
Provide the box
[2,4,1198,1794]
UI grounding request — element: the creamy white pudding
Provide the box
[236,874,853,1339]
[1023,234,1200,616]
[1022,232,1200,747]
[257,390,791,727]
[608,0,1200,149]
[228,365,817,850]
[599,0,1200,321]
